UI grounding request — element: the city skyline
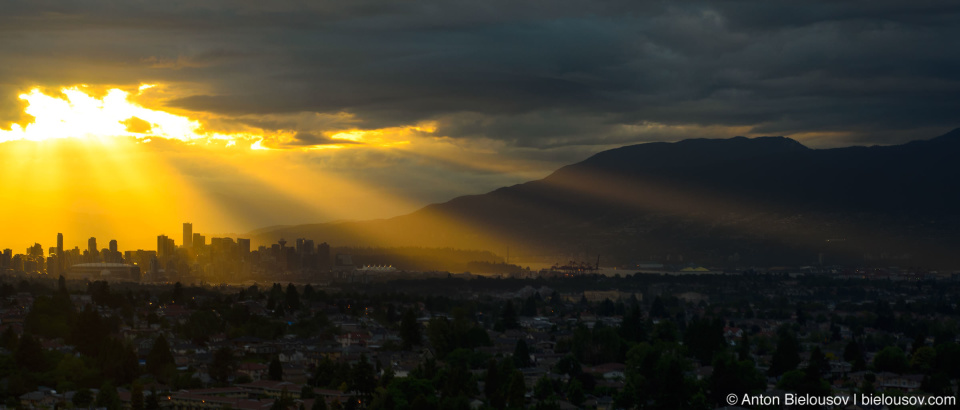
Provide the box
[0,219,340,285]
[6,223,247,256]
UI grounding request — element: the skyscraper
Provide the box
[237,238,251,255]
[88,237,97,254]
[277,238,287,270]
[57,233,64,272]
[183,223,193,249]
[318,242,331,270]
[158,235,175,260]
[109,239,118,253]
[193,233,205,247]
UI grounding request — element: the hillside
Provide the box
[252,129,960,268]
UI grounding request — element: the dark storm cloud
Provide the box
[2,0,959,148]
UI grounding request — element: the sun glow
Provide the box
[0,85,434,151]
[0,84,474,251]
[0,86,220,144]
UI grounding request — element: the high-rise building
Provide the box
[1,249,11,270]
[277,238,287,270]
[318,242,331,270]
[88,237,97,255]
[183,223,193,249]
[109,239,118,253]
[237,238,251,255]
[193,233,205,249]
[57,233,64,272]
[157,235,175,260]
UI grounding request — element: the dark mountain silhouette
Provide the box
[253,129,960,268]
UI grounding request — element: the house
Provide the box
[876,372,924,392]
[238,362,269,381]
[237,380,304,399]
[586,363,627,381]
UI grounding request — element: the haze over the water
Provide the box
[1,1,958,250]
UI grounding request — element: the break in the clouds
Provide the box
[0,0,960,147]
[2,0,959,151]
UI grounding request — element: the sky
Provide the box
[1,1,958,251]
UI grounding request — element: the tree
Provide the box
[0,327,18,351]
[710,353,765,406]
[98,337,140,384]
[737,335,752,361]
[619,304,645,343]
[921,372,952,396]
[285,283,300,311]
[146,387,160,410]
[269,355,284,381]
[349,354,377,401]
[652,320,679,343]
[769,329,801,377]
[650,296,667,319]
[146,334,175,381]
[507,371,526,409]
[400,308,421,350]
[911,346,936,373]
[843,340,863,362]
[534,375,554,400]
[312,357,340,388]
[795,347,833,397]
[172,282,184,304]
[502,301,519,330]
[684,317,725,364]
[183,310,221,343]
[874,346,909,374]
[73,388,94,408]
[513,339,532,368]
[15,333,46,371]
[311,398,327,410]
[935,342,960,378]
[484,359,504,408]
[303,284,316,302]
[566,379,585,407]
[95,381,121,410]
[795,306,807,326]
[130,382,145,410]
[521,295,538,317]
[271,388,294,410]
[439,360,474,399]
[71,306,108,356]
[211,346,237,383]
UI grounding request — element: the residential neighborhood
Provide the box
[2,270,960,409]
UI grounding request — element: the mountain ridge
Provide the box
[251,129,960,268]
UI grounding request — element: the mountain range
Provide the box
[252,129,960,268]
